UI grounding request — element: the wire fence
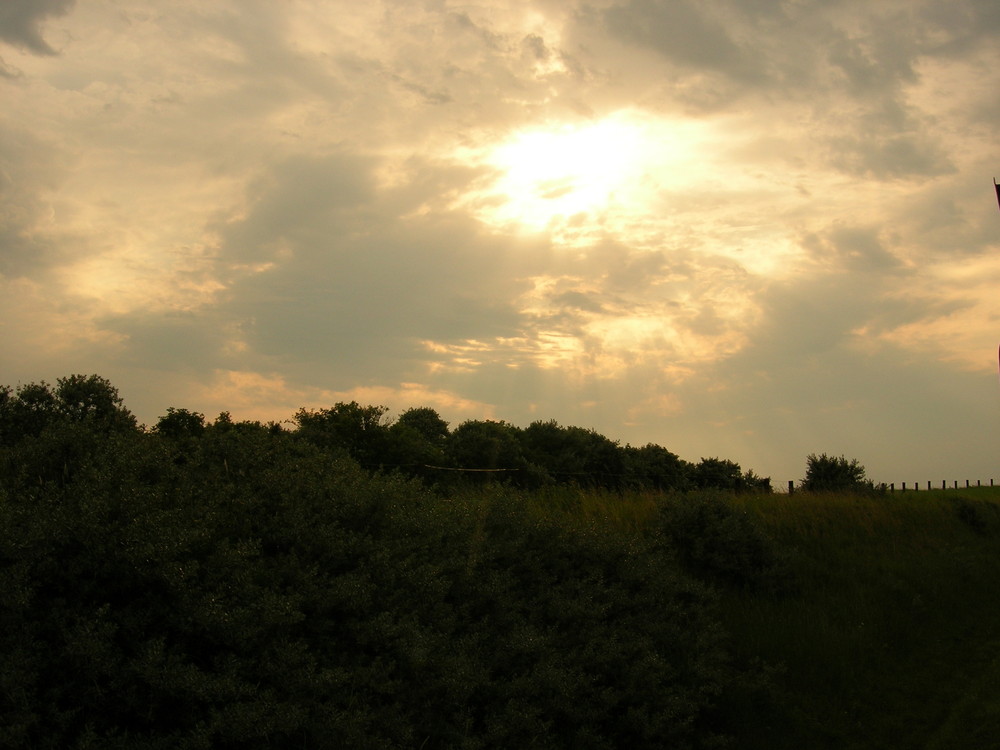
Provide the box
[785,478,997,493]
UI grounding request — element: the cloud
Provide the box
[2,0,998,485]
[0,0,75,55]
[0,125,70,278]
[113,152,545,392]
[604,0,759,82]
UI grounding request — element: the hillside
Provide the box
[2,376,998,748]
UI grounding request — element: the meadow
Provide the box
[2,376,998,748]
[716,486,1000,749]
[524,484,1000,748]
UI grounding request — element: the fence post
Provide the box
[788,480,794,495]
[927,481,931,490]
[954,480,958,489]
[966,480,970,488]
[902,482,907,492]
[890,482,895,492]
[942,480,946,490]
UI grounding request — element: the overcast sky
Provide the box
[2,0,999,485]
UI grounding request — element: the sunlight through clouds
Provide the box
[3,0,999,484]
[483,115,645,228]
[460,110,719,242]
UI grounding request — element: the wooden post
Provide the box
[977,479,981,487]
[902,482,907,492]
[966,479,970,488]
[942,480,946,490]
[927,481,931,490]
[954,480,958,489]
[788,480,794,494]
[890,482,895,492]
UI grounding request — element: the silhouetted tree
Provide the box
[446,419,527,479]
[295,401,391,467]
[692,457,745,492]
[154,407,207,440]
[801,453,872,493]
[623,443,693,492]
[394,407,449,445]
[519,420,627,489]
[0,374,135,444]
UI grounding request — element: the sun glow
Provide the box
[475,114,659,231]
[461,111,716,237]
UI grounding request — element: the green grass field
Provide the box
[697,487,1000,749]
[528,485,1000,748]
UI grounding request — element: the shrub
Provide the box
[1,429,745,748]
[800,453,875,494]
[656,492,791,593]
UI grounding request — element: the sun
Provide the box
[478,114,651,231]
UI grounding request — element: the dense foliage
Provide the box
[289,403,772,495]
[3,375,997,749]
[0,375,775,749]
[800,453,875,494]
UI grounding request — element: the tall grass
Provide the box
[514,484,1000,749]
[715,489,1000,749]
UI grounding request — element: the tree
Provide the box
[385,408,450,478]
[154,407,207,440]
[623,444,692,492]
[446,420,526,475]
[801,453,872,493]
[54,374,136,430]
[519,420,627,489]
[394,407,449,445]
[0,375,136,445]
[692,457,745,492]
[294,402,391,467]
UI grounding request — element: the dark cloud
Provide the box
[205,153,541,383]
[918,0,1000,56]
[826,27,918,98]
[0,126,66,278]
[216,153,377,265]
[828,132,955,179]
[604,0,761,82]
[801,225,901,273]
[98,311,231,372]
[0,0,75,55]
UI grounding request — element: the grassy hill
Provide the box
[682,487,1000,749]
[465,483,1000,748]
[2,399,997,747]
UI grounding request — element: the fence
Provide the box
[786,478,996,493]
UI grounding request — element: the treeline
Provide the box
[0,375,781,748]
[296,402,773,493]
[200,397,770,495]
[0,374,771,493]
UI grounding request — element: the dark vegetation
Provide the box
[2,375,998,749]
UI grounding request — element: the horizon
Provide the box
[2,0,998,487]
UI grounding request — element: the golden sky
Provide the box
[2,0,999,484]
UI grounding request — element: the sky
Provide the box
[2,0,999,486]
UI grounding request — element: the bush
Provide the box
[656,492,791,593]
[1,427,745,748]
[800,453,875,494]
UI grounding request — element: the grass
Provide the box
[718,488,1000,749]
[522,484,1000,749]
